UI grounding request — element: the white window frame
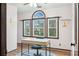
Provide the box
[24,20,30,36]
[33,19,45,37]
[48,18,58,38]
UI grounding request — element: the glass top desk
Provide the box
[21,38,51,56]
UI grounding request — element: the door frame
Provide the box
[78,3,79,56]
[0,3,7,56]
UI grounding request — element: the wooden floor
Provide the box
[7,44,77,56]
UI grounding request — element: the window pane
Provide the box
[49,28,56,36]
[33,19,44,37]
[49,20,56,27]
[24,28,30,35]
[39,28,44,36]
[33,10,45,18]
[24,20,30,27]
[33,19,44,27]
[24,20,30,36]
[34,28,39,36]
[32,10,45,37]
[34,28,44,36]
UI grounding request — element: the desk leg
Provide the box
[49,41,51,56]
[21,43,23,56]
[28,43,29,54]
[45,46,47,56]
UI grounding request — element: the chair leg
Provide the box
[37,49,38,55]
[34,49,41,56]
[45,46,47,56]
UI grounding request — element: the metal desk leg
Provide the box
[21,43,23,56]
[45,46,47,56]
[49,41,51,56]
[28,43,29,54]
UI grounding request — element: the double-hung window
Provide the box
[32,10,45,37]
[23,20,30,36]
[33,19,45,37]
[48,18,59,38]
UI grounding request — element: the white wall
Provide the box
[7,4,17,52]
[17,5,73,50]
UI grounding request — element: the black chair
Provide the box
[31,45,42,56]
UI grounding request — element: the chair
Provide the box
[31,45,42,56]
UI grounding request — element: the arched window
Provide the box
[32,10,45,18]
[23,10,59,39]
[32,10,46,37]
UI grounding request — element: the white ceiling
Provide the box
[9,3,72,13]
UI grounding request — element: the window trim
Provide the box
[32,10,46,19]
[23,20,31,37]
[33,19,45,37]
[32,10,46,37]
[23,20,31,36]
[22,10,60,39]
[22,17,59,39]
[48,17,59,39]
[48,18,57,38]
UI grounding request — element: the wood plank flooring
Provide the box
[7,43,77,56]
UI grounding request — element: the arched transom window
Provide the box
[32,10,45,37]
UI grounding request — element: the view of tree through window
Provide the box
[23,10,59,39]
[24,20,30,36]
[33,19,44,37]
[33,10,45,37]
[48,18,58,38]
